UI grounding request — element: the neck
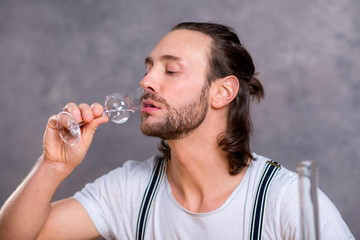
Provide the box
[165,118,248,213]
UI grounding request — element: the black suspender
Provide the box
[249,160,281,240]
[136,159,281,240]
[136,159,166,240]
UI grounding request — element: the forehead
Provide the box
[148,29,212,65]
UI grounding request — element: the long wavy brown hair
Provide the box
[158,22,264,174]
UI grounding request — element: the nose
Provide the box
[140,71,159,94]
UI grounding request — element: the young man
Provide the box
[0,22,354,239]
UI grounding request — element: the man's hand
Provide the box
[42,102,109,172]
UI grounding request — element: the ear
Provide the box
[211,76,239,109]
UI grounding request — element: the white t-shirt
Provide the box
[73,153,354,239]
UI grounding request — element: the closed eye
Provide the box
[166,70,176,75]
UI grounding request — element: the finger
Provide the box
[78,103,93,123]
[91,102,105,118]
[63,102,82,123]
[90,115,109,130]
[83,115,109,140]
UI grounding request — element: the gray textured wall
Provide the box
[1,0,359,237]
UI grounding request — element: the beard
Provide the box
[140,83,209,140]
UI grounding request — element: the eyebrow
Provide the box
[145,55,182,65]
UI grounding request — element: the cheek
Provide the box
[168,86,197,105]
[162,69,207,105]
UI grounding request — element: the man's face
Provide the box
[139,29,212,140]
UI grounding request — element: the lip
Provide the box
[141,100,161,113]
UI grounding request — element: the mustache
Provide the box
[141,91,169,106]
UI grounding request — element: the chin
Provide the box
[140,118,157,133]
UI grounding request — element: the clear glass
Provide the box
[57,87,143,145]
[297,161,320,240]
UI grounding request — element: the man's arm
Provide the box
[0,157,100,240]
[0,103,108,239]
[38,198,100,239]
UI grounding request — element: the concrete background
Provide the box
[0,0,359,237]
